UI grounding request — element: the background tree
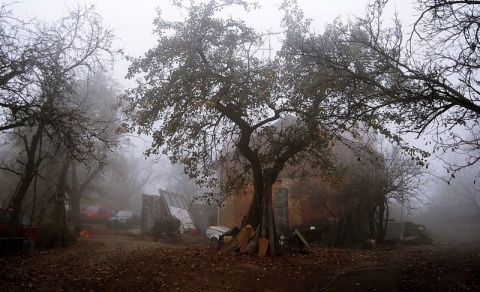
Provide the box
[338,142,427,245]
[420,165,480,243]
[64,71,124,227]
[98,152,154,213]
[124,0,380,255]
[289,140,427,247]
[0,4,118,246]
[67,160,103,225]
[156,157,209,204]
[430,166,480,217]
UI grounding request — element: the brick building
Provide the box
[216,115,363,232]
[218,140,354,231]
[218,176,346,230]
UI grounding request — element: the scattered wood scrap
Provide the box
[258,238,269,257]
[246,225,260,254]
[239,225,253,253]
[286,229,311,252]
[219,224,254,253]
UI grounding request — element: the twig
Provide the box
[315,263,385,291]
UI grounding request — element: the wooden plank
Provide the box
[246,225,260,254]
[223,235,233,244]
[258,238,269,257]
[294,229,311,249]
[219,224,255,253]
[239,225,253,253]
[219,237,239,253]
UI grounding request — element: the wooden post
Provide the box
[258,238,269,257]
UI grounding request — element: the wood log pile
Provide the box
[217,225,311,256]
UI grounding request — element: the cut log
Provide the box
[258,238,269,257]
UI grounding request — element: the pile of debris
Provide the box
[401,222,435,245]
[208,224,314,255]
[386,221,435,245]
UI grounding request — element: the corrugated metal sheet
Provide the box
[386,222,404,240]
[158,189,197,232]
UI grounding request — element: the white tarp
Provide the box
[168,206,196,231]
[158,189,197,232]
[205,226,231,239]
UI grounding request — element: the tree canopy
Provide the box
[124,0,388,254]
[291,0,480,176]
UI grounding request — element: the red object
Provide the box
[80,205,114,223]
[0,208,39,243]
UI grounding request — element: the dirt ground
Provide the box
[1,224,480,292]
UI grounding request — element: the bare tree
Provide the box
[438,166,480,217]
[0,4,118,246]
[421,165,480,242]
[98,152,153,212]
[337,142,428,245]
[0,3,37,132]
[64,71,124,227]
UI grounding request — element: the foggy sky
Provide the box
[10,0,433,196]
[12,0,418,86]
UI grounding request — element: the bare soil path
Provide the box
[1,224,479,291]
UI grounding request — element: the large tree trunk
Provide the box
[375,202,388,246]
[43,157,74,248]
[265,170,277,256]
[241,168,277,255]
[368,199,388,246]
[242,164,264,230]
